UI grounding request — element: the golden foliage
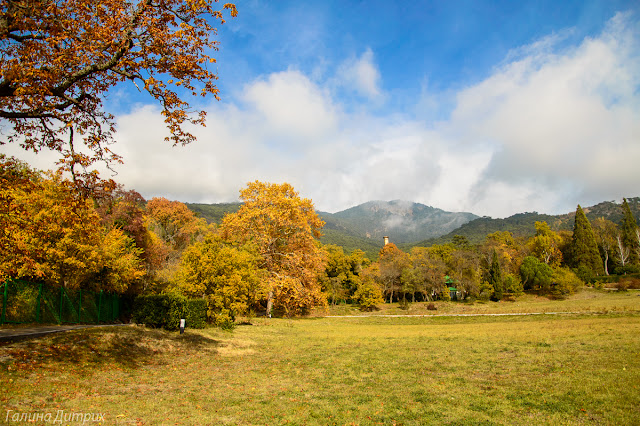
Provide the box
[221,181,326,316]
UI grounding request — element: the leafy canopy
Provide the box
[0,0,236,185]
[221,181,326,316]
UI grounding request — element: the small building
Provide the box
[445,275,461,300]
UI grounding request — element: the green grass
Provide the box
[1,295,640,424]
[318,288,640,317]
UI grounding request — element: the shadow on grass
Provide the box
[0,326,222,371]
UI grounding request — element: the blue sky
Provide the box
[4,0,640,218]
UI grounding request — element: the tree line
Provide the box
[2,156,639,325]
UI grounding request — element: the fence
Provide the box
[1,279,123,325]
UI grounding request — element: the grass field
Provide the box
[1,290,639,425]
[316,288,640,317]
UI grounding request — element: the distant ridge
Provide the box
[184,197,640,258]
[413,197,640,247]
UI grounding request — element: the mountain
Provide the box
[185,200,479,259]
[413,197,640,247]
[185,202,241,224]
[185,197,640,260]
[319,200,478,245]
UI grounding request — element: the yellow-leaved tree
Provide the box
[177,234,264,325]
[221,181,326,317]
[0,155,144,292]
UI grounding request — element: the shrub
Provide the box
[186,298,207,329]
[398,297,410,310]
[621,277,640,289]
[132,294,206,331]
[426,303,437,311]
[354,281,384,312]
[611,278,640,291]
[503,274,524,297]
[550,267,583,299]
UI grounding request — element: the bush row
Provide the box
[132,294,207,331]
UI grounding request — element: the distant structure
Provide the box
[383,236,389,246]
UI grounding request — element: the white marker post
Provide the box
[179,318,185,334]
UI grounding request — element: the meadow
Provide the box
[1,290,639,425]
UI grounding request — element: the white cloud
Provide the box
[448,11,640,216]
[3,13,639,220]
[242,70,338,143]
[336,48,384,101]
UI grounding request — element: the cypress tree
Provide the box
[620,198,639,265]
[570,205,604,277]
[489,249,503,301]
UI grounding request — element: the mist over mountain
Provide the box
[318,200,478,245]
[185,197,640,259]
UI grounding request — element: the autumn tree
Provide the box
[353,263,384,311]
[406,246,453,301]
[0,156,143,292]
[569,205,604,280]
[145,197,208,252]
[177,234,264,325]
[221,181,326,317]
[144,197,209,289]
[527,221,563,266]
[482,231,524,276]
[0,0,236,186]
[378,243,410,303]
[449,248,483,300]
[550,267,582,298]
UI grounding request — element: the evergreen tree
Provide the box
[620,198,639,265]
[570,205,604,279]
[488,249,503,301]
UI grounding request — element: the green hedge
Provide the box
[185,299,207,329]
[132,294,206,331]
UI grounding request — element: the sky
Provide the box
[3,0,640,218]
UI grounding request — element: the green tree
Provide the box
[592,217,618,276]
[503,273,524,297]
[569,205,604,280]
[520,256,553,293]
[620,198,639,265]
[488,250,504,300]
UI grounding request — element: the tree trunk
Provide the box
[266,291,274,318]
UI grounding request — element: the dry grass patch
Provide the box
[1,310,639,425]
